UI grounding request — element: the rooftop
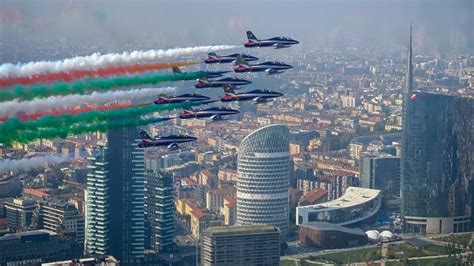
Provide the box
[205,225,279,236]
[298,187,381,211]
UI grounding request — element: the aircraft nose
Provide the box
[294,40,300,44]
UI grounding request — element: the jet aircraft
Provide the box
[205,52,258,64]
[172,66,229,79]
[244,31,299,49]
[220,85,283,104]
[179,107,240,121]
[154,93,211,104]
[233,55,293,75]
[138,130,197,150]
[194,77,252,88]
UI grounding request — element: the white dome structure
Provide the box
[365,230,380,242]
[380,230,394,241]
[236,125,290,232]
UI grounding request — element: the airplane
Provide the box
[220,85,283,104]
[172,66,230,79]
[194,77,252,88]
[179,106,240,121]
[244,30,299,49]
[138,130,197,150]
[205,52,258,64]
[233,55,293,75]
[154,93,211,104]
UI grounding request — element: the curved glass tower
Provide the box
[237,124,290,232]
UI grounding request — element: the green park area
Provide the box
[433,233,473,249]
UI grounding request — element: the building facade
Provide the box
[32,199,85,247]
[86,127,145,264]
[360,152,400,207]
[201,225,280,266]
[144,169,174,252]
[299,222,368,249]
[236,125,291,232]
[401,91,473,234]
[297,187,381,226]
[4,198,35,232]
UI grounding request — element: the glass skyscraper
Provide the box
[236,124,291,233]
[86,127,145,264]
[144,169,174,252]
[401,25,473,234]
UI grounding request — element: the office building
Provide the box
[32,199,85,247]
[360,152,400,207]
[144,169,174,252]
[201,225,280,266]
[237,125,291,232]
[0,230,81,265]
[401,26,474,234]
[86,127,145,264]
[4,198,35,232]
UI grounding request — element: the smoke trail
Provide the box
[0,102,201,145]
[0,154,72,174]
[0,102,136,122]
[0,45,236,78]
[13,116,170,145]
[0,87,175,119]
[0,61,197,87]
[0,72,205,102]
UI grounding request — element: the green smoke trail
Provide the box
[0,72,206,102]
[0,101,201,145]
[12,117,167,145]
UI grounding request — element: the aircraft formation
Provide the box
[140,30,299,149]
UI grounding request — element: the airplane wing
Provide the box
[265,68,283,75]
[210,114,222,121]
[273,43,291,49]
[167,143,179,150]
[253,97,262,103]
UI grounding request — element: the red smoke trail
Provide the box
[0,61,196,87]
[0,102,149,122]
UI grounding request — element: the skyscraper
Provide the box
[144,169,174,252]
[360,152,400,207]
[401,26,474,234]
[236,124,290,232]
[86,127,145,264]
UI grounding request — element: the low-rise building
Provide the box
[299,222,368,249]
[220,197,236,226]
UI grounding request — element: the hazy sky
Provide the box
[0,0,472,59]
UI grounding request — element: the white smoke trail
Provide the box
[0,154,73,174]
[0,87,175,119]
[0,45,237,78]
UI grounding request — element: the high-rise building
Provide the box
[144,169,174,252]
[401,25,474,234]
[201,225,280,266]
[4,198,35,232]
[236,124,290,232]
[32,199,85,247]
[86,127,145,264]
[360,152,400,207]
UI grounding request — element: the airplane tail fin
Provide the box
[223,85,236,94]
[140,130,153,140]
[246,31,257,41]
[172,66,182,74]
[208,52,218,58]
[235,54,249,66]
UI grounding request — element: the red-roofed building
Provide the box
[22,188,49,200]
[298,188,328,207]
[190,208,223,238]
[206,187,236,212]
[198,170,218,188]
